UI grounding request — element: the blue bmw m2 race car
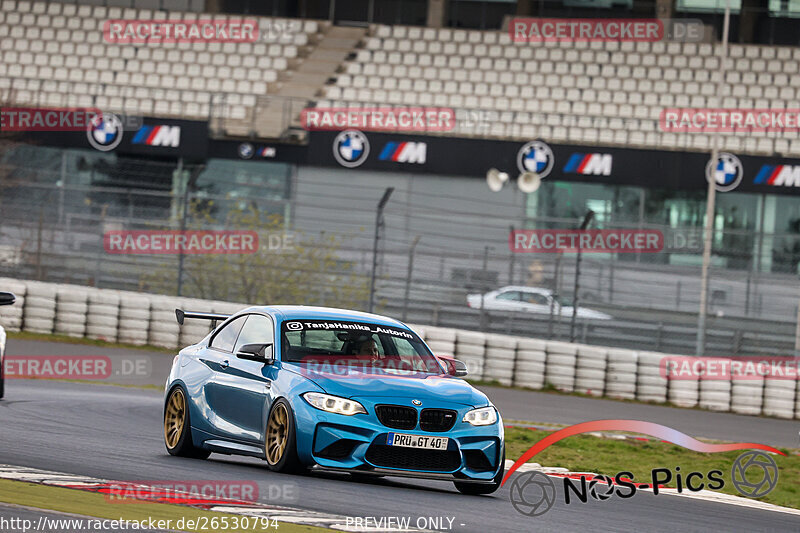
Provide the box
[164,306,505,494]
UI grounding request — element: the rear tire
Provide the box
[264,398,305,473]
[454,448,504,495]
[0,361,4,399]
[164,386,210,459]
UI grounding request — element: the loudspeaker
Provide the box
[517,172,541,193]
[486,168,510,192]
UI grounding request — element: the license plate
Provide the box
[386,433,449,450]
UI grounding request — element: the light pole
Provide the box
[570,210,595,342]
[177,163,205,297]
[697,0,731,356]
[368,187,394,314]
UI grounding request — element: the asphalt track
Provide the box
[9,338,800,447]
[1,339,799,532]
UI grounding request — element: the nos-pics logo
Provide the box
[504,420,783,517]
[510,450,778,516]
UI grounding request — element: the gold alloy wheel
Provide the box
[265,402,289,465]
[164,388,186,449]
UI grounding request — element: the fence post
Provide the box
[479,245,489,331]
[93,205,108,287]
[508,224,515,285]
[402,236,421,322]
[608,259,614,304]
[744,273,751,316]
[656,322,664,351]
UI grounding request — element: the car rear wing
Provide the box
[175,309,230,328]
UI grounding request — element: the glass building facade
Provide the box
[2,144,799,276]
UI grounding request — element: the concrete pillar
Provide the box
[427,0,446,28]
[654,0,673,19]
[739,0,760,43]
[516,0,535,15]
[758,195,776,273]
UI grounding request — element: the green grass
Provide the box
[7,330,174,353]
[0,478,328,532]
[15,377,164,391]
[504,426,800,509]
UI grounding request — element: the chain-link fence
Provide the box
[1,143,799,356]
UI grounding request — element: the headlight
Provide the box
[463,406,497,426]
[302,392,366,416]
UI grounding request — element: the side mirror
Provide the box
[438,357,468,377]
[451,359,468,377]
[236,343,274,364]
[0,292,15,306]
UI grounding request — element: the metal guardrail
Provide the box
[380,300,797,357]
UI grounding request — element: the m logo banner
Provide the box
[754,164,800,187]
[132,125,181,147]
[564,153,613,176]
[379,142,427,164]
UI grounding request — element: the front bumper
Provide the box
[311,466,499,484]
[293,396,504,482]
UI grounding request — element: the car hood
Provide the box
[284,363,489,407]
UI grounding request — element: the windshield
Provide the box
[280,320,442,374]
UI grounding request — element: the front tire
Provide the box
[454,448,504,495]
[0,357,4,399]
[264,398,304,473]
[164,386,210,459]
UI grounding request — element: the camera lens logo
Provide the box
[285,321,303,331]
[517,140,554,179]
[706,152,743,192]
[731,450,778,498]
[509,471,556,516]
[87,113,123,152]
[333,129,370,168]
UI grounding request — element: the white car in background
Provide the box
[0,291,16,399]
[467,286,612,321]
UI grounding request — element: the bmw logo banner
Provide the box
[304,131,800,196]
[13,114,210,159]
[92,116,209,158]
